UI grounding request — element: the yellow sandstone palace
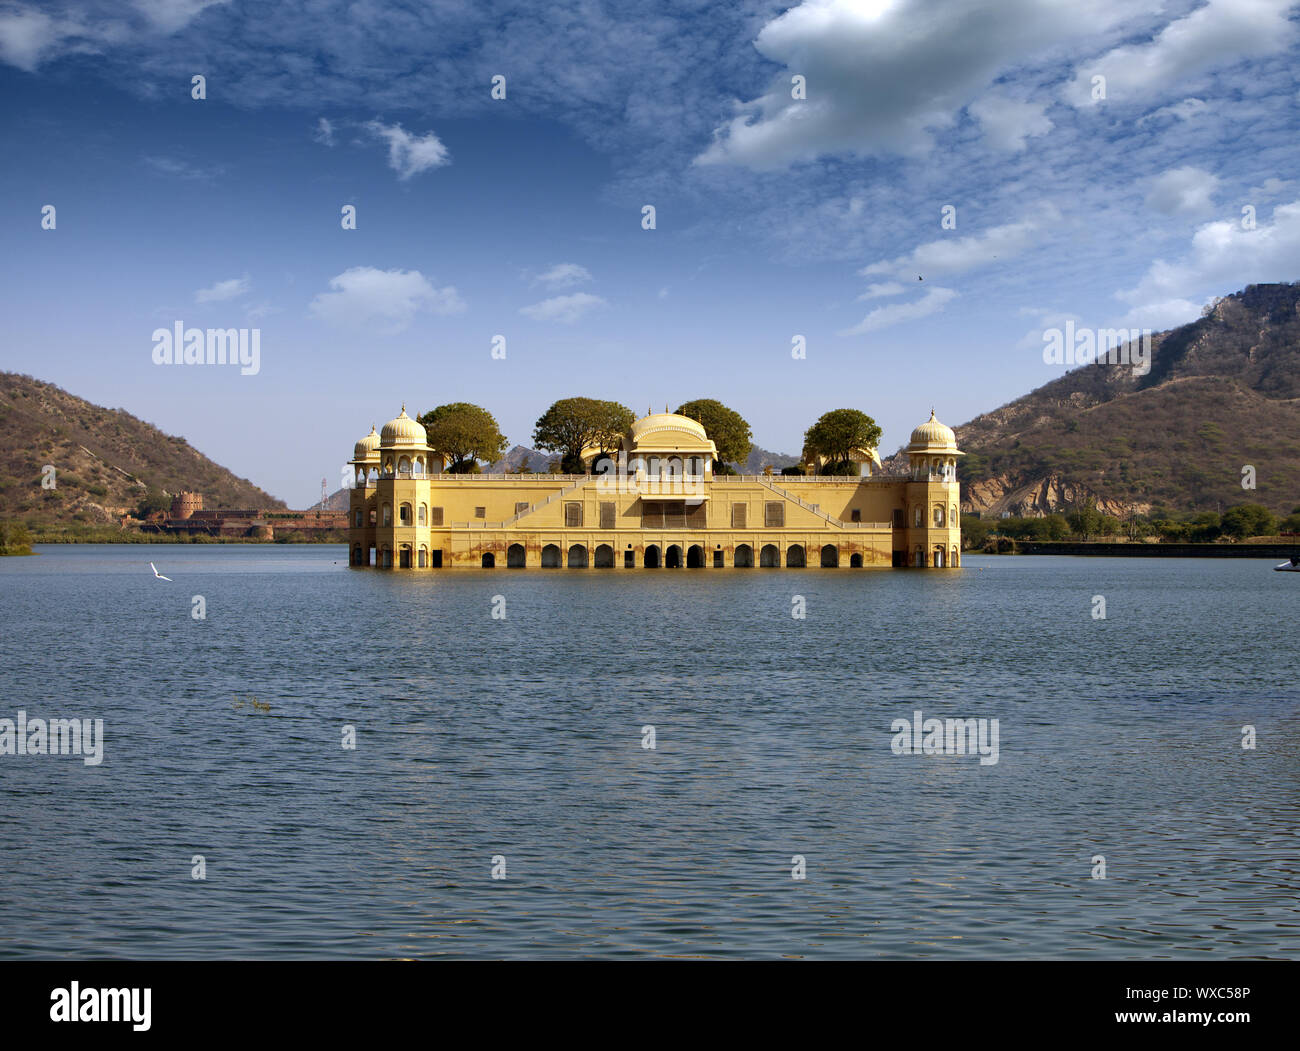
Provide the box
[347,407,961,570]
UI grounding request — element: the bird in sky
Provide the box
[150,562,172,581]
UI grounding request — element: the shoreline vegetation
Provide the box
[7,525,347,547]
[963,504,1298,557]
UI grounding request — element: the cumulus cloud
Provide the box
[695,0,1134,168]
[861,207,1057,281]
[968,93,1053,152]
[1145,166,1220,216]
[313,117,335,146]
[364,120,450,179]
[841,286,957,335]
[1118,200,1300,325]
[519,292,606,323]
[195,275,250,303]
[1066,0,1296,107]
[531,263,592,289]
[309,267,465,331]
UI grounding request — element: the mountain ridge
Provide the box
[0,372,285,529]
[883,282,1300,517]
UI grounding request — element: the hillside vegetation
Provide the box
[883,283,1300,517]
[0,372,284,532]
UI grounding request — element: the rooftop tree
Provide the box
[803,409,882,467]
[533,397,634,474]
[418,403,508,474]
[675,398,752,472]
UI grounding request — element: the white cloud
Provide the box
[195,275,250,303]
[532,263,592,289]
[1136,97,1210,125]
[695,0,1137,168]
[968,94,1053,152]
[364,120,450,179]
[861,207,1056,281]
[1067,0,1296,107]
[1013,307,1083,350]
[1114,298,1205,331]
[131,1,228,33]
[1247,177,1294,200]
[520,292,607,323]
[1145,166,1220,216]
[0,1,224,71]
[0,8,82,71]
[841,286,957,335]
[860,281,905,299]
[1118,200,1300,324]
[309,267,465,331]
[313,117,335,146]
[143,155,220,180]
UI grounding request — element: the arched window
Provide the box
[369,508,376,525]
[418,503,427,526]
[950,504,957,525]
[413,457,425,477]
[381,504,391,526]
[399,503,412,525]
[398,455,411,474]
[914,506,923,528]
[354,510,362,527]
[934,505,944,527]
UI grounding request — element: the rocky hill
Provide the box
[0,372,285,528]
[883,283,1300,517]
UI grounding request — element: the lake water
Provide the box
[1,544,1297,959]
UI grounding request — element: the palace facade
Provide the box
[347,407,962,570]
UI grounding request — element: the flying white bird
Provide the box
[150,562,172,581]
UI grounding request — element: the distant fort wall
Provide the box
[152,492,346,538]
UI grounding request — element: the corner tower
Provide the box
[903,410,962,567]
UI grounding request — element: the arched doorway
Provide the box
[482,552,495,568]
[734,544,753,567]
[786,544,806,568]
[541,544,561,567]
[850,552,863,568]
[594,544,614,568]
[665,544,682,568]
[686,545,704,568]
[644,545,660,568]
[351,545,362,565]
[934,546,945,567]
[820,544,838,567]
[507,543,526,568]
[568,544,588,568]
[951,545,959,568]
[759,544,779,567]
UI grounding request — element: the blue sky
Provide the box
[2,0,1299,505]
